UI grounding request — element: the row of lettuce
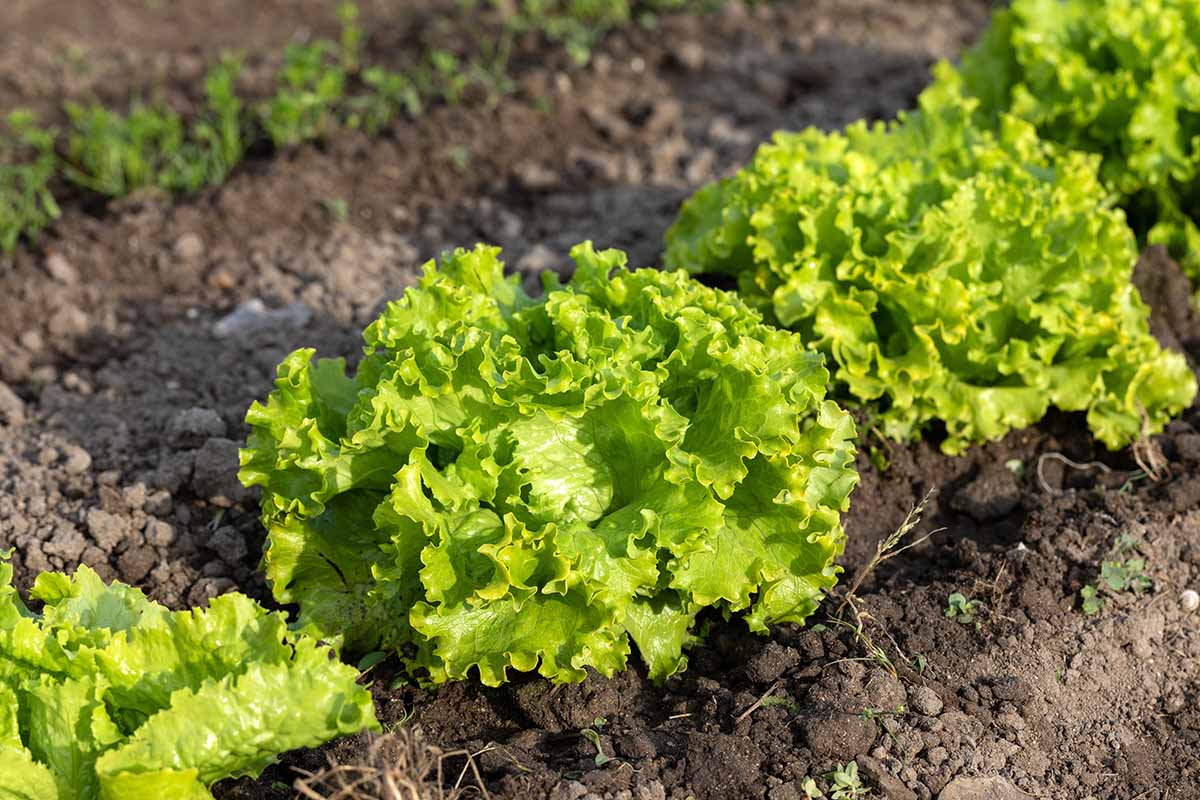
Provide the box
[0,0,708,254]
[5,0,1200,796]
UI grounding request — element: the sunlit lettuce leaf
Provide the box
[242,242,858,686]
[929,0,1200,288]
[665,86,1196,453]
[0,557,378,800]
[95,638,375,793]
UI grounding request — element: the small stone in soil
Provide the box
[856,755,917,800]
[60,443,91,474]
[908,685,944,717]
[937,775,1025,800]
[173,233,206,261]
[45,252,79,285]
[207,526,248,565]
[213,299,311,338]
[144,519,176,547]
[0,381,25,425]
[190,438,248,506]
[167,407,227,449]
[86,509,130,551]
[1182,589,1199,612]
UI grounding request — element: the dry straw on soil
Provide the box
[294,729,489,800]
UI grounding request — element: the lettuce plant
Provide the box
[240,242,857,686]
[930,0,1200,285]
[665,88,1196,454]
[0,555,377,800]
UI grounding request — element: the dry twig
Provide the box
[836,489,940,618]
[293,728,490,800]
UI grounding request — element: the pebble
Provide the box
[857,756,917,800]
[213,299,311,338]
[908,686,944,717]
[144,519,176,548]
[86,509,129,551]
[45,252,79,285]
[167,407,227,449]
[1181,589,1199,612]
[938,776,1025,800]
[208,526,248,565]
[173,233,206,261]
[61,445,93,475]
[0,381,25,425]
[190,438,248,506]
[672,40,705,71]
[48,304,91,338]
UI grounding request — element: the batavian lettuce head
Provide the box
[928,0,1200,287]
[665,86,1196,454]
[0,554,377,800]
[239,242,858,686]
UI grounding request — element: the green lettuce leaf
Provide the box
[0,557,378,800]
[665,86,1196,453]
[242,242,858,685]
[928,0,1200,288]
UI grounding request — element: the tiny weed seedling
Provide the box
[759,695,801,714]
[337,1,363,73]
[826,760,869,799]
[580,717,611,766]
[322,197,350,222]
[1,111,61,253]
[1079,535,1153,615]
[802,760,872,799]
[945,593,981,628]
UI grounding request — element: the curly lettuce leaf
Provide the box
[95,638,374,794]
[242,242,858,686]
[0,557,378,800]
[665,87,1197,453]
[929,0,1200,287]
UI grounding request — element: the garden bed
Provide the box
[3,1,1198,798]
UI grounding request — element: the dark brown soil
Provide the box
[7,2,1200,799]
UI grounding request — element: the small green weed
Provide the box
[261,41,347,147]
[803,761,870,799]
[945,593,981,628]
[580,717,611,766]
[1079,535,1152,615]
[1,111,61,253]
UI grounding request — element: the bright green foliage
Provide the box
[0,112,60,254]
[665,87,1197,454]
[345,68,423,134]
[929,0,1200,286]
[478,0,712,64]
[260,42,348,148]
[0,555,377,800]
[240,242,857,686]
[63,57,244,196]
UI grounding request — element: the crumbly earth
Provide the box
[6,2,1200,799]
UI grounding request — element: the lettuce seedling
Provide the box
[928,0,1200,288]
[0,555,377,799]
[240,242,857,686]
[665,86,1196,454]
